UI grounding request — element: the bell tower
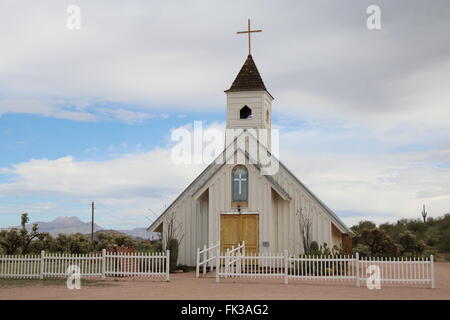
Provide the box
[225,20,274,151]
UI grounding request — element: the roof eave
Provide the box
[224,89,274,100]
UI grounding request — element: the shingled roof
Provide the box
[225,55,271,97]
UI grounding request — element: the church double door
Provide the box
[220,214,259,254]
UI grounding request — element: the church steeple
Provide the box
[225,19,274,151]
[225,54,269,94]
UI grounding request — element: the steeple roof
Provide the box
[225,55,272,97]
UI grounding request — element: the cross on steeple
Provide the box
[237,19,262,55]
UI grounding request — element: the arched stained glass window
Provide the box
[232,166,248,202]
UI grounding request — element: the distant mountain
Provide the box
[118,228,160,240]
[2,216,159,240]
[22,216,103,237]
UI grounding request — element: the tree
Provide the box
[19,213,41,254]
[356,229,399,256]
[95,232,136,251]
[161,212,185,272]
[0,229,22,254]
[0,213,41,254]
[52,233,92,254]
[67,233,92,254]
[399,231,425,256]
[29,232,54,253]
[136,239,155,252]
[351,220,376,235]
[296,208,312,254]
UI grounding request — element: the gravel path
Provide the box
[1,263,448,300]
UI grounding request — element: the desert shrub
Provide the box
[136,239,159,252]
[176,264,189,272]
[153,240,163,252]
[399,231,425,256]
[95,232,136,251]
[354,229,399,257]
[309,241,319,254]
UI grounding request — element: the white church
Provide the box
[148,22,353,266]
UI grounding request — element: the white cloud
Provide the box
[0,122,449,228]
[0,149,206,228]
[1,1,450,228]
[0,0,449,129]
[279,129,450,224]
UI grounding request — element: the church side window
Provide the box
[239,105,252,119]
[232,165,248,205]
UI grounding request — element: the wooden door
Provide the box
[220,214,259,254]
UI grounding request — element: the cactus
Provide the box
[168,238,179,272]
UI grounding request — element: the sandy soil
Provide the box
[0,263,449,300]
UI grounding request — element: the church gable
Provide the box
[148,132,350,237]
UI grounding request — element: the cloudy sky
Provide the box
[0,0,449,229]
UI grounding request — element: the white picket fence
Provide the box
[196,241,245,278]
[196,241,220,277]
[105,251,169,278]
[0,249,170,281]
[216,251,435,288]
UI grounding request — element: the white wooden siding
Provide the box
[166,161,339,266]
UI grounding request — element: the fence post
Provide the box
[237,252,241,274]
[166,250,170,282]
[211,242,217,272]
[225,248,230,278]
[355,252,360,288]
[215,247,220,283]
[203,244,207,275]
[430,254,435,289]
[102,249,106,279]
[196,247,200,278]
[40,250,45,280]
[284,249,289,285]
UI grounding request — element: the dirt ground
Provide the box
[0,263,449,300]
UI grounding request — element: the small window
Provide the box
[266,110,270,123]
[240,105,252,119]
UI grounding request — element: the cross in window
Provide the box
[234,172,247,195]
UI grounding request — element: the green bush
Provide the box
[309,241,319,254]
[351,213,450,258]
[176,264,189,272]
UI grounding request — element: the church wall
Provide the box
[202,164,273,255]
[331,223,342,248]
[271,191,279,252]
[162,161,343,266]
[268,165,336,254]
[195,191,209,252]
